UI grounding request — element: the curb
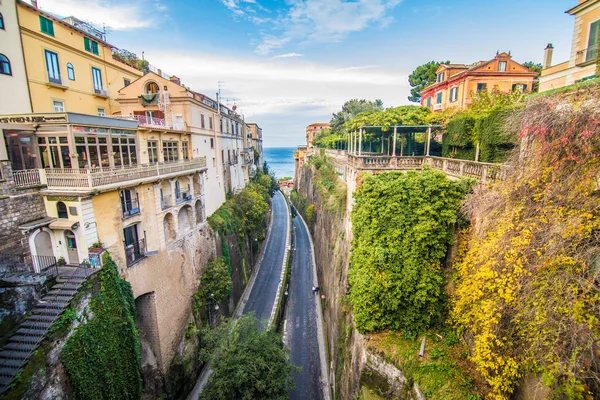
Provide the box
[269,191,292,327]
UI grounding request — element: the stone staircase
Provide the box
[0,267,97,396]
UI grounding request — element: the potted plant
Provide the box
[89,241,103,254]
[57,256,66,266]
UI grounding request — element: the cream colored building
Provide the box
[540,0,600,91]
[0,0,31,114]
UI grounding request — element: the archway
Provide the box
[194,200,204,224]
[178,206,191,232]
[33,230,54,272]
[163,213,176,242]
[135,292,162,368]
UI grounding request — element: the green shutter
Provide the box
[84,37,91,52]
[92,41,99,55]
[39,16,54,36]
[588,20,600,48]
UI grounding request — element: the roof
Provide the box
[566,0,600,15]
[49,220,80,231]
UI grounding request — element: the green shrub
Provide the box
[443,114,476,159]
[349,170,469,333]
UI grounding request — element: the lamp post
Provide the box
[208,293,220,327]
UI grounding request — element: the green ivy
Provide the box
[475,105,519,163]
[348,169,469,333]
[61,256,142,400]
[193,258,232,320]
[443,114,476,159]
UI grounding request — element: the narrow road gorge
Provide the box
[286,214,328,400]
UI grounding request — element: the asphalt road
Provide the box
[243,190,288,323]
[287,215,324,400]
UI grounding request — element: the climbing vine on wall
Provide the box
[61,254,142,400]
[348,169,469,333]
[452,89,600,399]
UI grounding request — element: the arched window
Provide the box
[57,202,68,219]
[0,54,11,76]
[67,63,75,80]
[0,13,5,30]
[145,81,159,94]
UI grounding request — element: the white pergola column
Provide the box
[359,128,363,156]
[426,125,432,156]
[392,126,397,157]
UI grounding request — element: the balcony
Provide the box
[176,192,193,205]
[122,198,140,218]
[93,88,109,98]
[125,239,146,267]
[0,253,58,276]
[433,103,443,111]
[43,158,207,193]
[576,47,598,66]
[45,73,68,90]
[132,115,187,131]
[12,169,43,188]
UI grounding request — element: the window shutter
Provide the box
[92,41,99,55]
[84,37,91,52]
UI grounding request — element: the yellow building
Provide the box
[306,122,330,152]
[540,0,599,91]
[16,0,142,115]
[421,53,537,112]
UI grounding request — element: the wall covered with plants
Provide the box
[61,254,142,400]
[348,169,469,333]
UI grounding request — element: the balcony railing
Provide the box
[125,239,146,267]
[12,169,43,188]
[94,88,109,97]
[433,103,443,111]
[132,115,187,131]
[43,158,207,191]
[576,47,598,65]
[122,198,140,217]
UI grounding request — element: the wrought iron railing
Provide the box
[0,253,58,276]
[125,239,146,267]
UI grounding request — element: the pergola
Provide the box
[347,124,443,157]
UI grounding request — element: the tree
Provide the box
[199,314,297,400]
[522,61,542,75]
[408,61,450,103]
[194,258,232,321]
[330,99,384,134]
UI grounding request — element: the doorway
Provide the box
[33,230,53,273]
[64,230,79,265]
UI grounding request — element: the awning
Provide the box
[48,220,80,230]
[19,217,56,232]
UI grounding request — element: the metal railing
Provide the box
[131,115,187,131]
[44,158,207,191]
[122,198,140,217]
[0,253,58,276]
[125,239,146,267]
[12,169,42,188]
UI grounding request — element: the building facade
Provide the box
[421,53,538,112]
[306,122,330,152]
[539,0,600,91]
[16,0,143,116]
[247,122,263,169]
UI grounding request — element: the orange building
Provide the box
[421,52,537,112]
[539,0,599,91]
[306,122,330,151]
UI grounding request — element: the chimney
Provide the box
[31,0,38,8]
[170,76,181,85]
[157,68,162,77]
[543,43,554,69]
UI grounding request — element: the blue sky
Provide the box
[38,0,574,147]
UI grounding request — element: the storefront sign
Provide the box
[0,114,68,124]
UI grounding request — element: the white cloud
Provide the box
[146,50,410,146]
[272,53,304,59]
[37,0,162,31]
[219,0,404,55]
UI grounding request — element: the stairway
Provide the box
[0,269,94,396]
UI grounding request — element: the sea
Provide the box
[263,147,296,179]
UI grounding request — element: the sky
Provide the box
[37,0,575,148]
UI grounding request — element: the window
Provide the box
[120,189,140,217]
[436,91,443,104]
[84,37,99,55]
[124,224,145,266]
[201,114,205,128]
[38,136,71,168]
[210,138,214,149]
[67,63,75,80]
[209,116,213,129]
[437,72,445,82]
[0,54,11,75]
[182,141,189,160]
[57,202,68,219]
[45,50,61,84]
[0,13,5,30]
[449,87,459,102]
[53,100,64,112]
[498,61,507,72]
[512,84,527,93]
[97,107,105,116]
[111,136,137,167]
[426,97,431,108]
[123,78,131,87]
[91,67,103,93]
[147,141,158,163]
[163,141,179,162]
[175,180,182,201]
[145,81,159,94]
[586,20,600,62]
[39,16,54,36]
[477,83,488,92]
[76,135,110,168]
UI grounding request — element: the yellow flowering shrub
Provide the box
[452,87,600,399]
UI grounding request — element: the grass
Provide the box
[365,328,489,400]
